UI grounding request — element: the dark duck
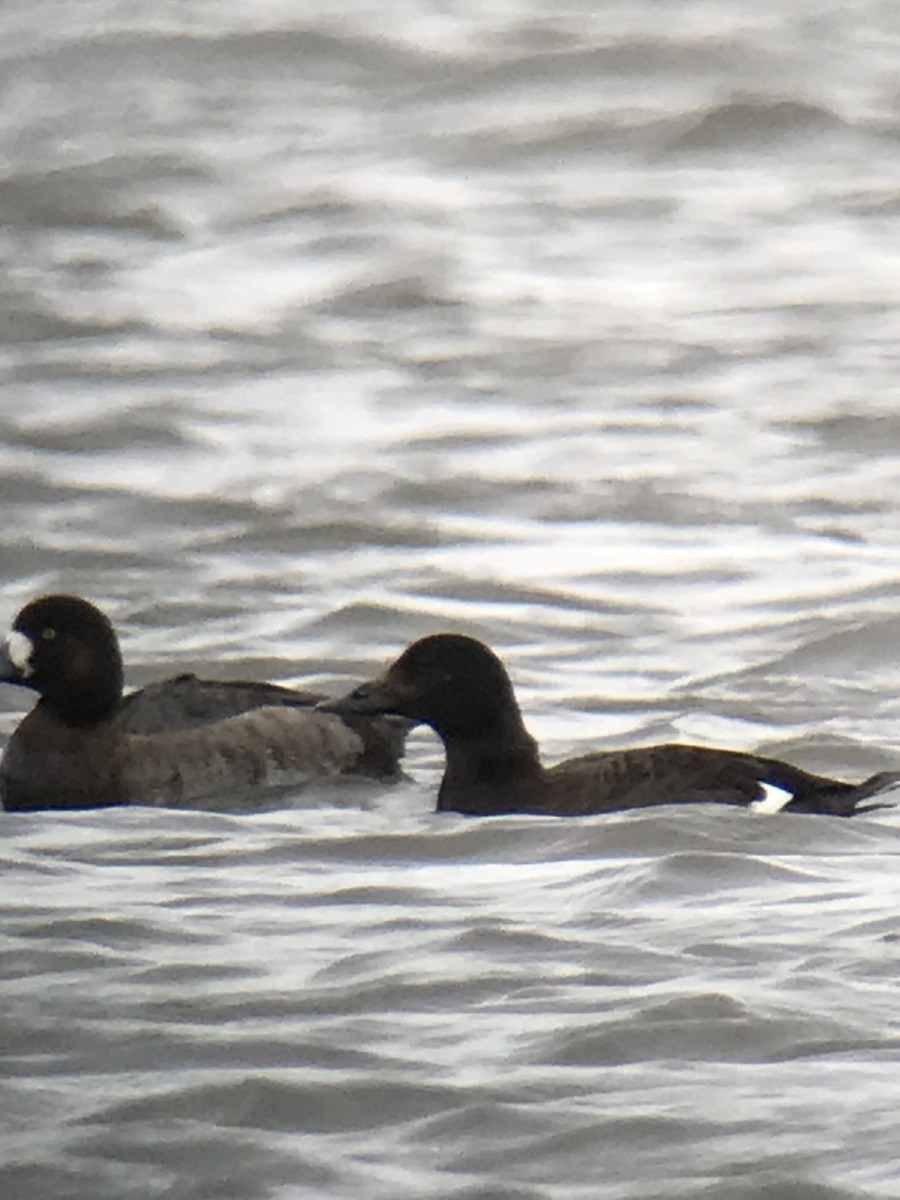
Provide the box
[327,633,898,818]
[0,594,406,811]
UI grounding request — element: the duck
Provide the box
[0,594,407,811]
[325,633,899,817]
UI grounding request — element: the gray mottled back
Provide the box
[116,674,325,735]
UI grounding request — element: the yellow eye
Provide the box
[42,628,57,641]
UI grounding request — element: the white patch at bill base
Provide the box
[6,630,35,677]
[749,781,794,815]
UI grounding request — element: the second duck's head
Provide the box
[334,633,520,740]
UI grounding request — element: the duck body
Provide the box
[1,700,367,812]
[439,739,890,818]
[328,633,898,818]
[0,595,406,812]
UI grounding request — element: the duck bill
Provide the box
[322,671,414,720]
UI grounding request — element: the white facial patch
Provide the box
[6,630,35,678]
[749,781,794,816]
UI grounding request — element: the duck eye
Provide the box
[42,628,57,641]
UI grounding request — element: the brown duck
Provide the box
[327,633,898,818]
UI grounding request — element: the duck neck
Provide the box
[436,708,545,815]
[39,668,123,729]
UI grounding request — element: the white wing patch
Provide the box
[6,631,35,677]
[750,781,794,815]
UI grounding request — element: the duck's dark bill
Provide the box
[323,674,408,719]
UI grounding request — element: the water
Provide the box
[2,1,900,1196]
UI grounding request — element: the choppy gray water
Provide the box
[2,1,900,1196]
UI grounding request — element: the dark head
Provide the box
[333,633,523,741]
[0,594,125,726]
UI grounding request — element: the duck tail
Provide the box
[841,770,900,815]
[761,766,900,817]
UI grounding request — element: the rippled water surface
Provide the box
[3,1,900,1197]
